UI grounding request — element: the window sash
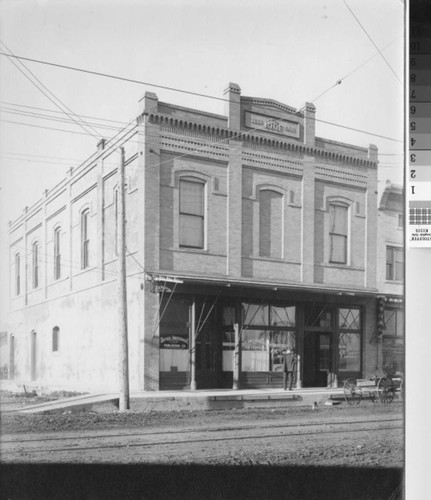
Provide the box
[32,243,39,288]
[180,180,204,216]
[386,246,403,281]
[330,234,347,264]
[15,254,20,295]
[54,229,61,280]
[259,190,283,258]
[179,180,205,249]
[81,211,89,269]
[179,214,204,248]
[329,205,348,264]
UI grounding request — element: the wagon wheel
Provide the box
[377,376,395,403]
[343,378,362,405]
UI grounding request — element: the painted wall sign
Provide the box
[245,111,300,138]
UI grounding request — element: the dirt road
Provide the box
[2,402,403,467]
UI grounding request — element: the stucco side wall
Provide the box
[7,278,142,393]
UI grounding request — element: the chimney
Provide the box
[139,91,159,115]
[303,102,316,147]
[368,144,378,163]
[224,82,241,130]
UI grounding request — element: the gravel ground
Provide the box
[1,392,404,499]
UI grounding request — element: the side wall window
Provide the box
[179,178,205,249]
[81,209,90,269]
[329,204,348,264]
[52,326,60,352]
[15,253,20,295]
[54,227,61,280]
[32,242,39,288]
[386,246,403,281]
[259,189,283,259]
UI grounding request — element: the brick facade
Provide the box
[6,83,382,393]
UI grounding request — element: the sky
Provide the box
[0,0,404,312]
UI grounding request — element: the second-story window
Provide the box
[179,178,205,249]
[329,204,348,264]
[81,209,90,269]
[32,241,39,288]
[386,246,403,281]
[259,189,283,259]
[15,253,21,296]
[54,227,61,280]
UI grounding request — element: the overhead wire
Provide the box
[0,40,102,139]
[343,0,402,85]
[0,50,402,143]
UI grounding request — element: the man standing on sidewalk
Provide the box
[283,348,296,390]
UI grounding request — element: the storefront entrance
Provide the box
[303,332,332,387]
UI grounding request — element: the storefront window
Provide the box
[222,306,235,371]
[338,333,360,372]
[384,309,404,337]
[270,331,296,372]
[160,298,190,372]
[242,330,269,371]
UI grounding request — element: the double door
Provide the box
[303,332,332,387]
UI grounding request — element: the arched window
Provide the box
[259,189,283,259]
[32,241,39,288]
[329,203,348,264]
[15,253,20,296]
[52,326,60,352]
[81,209,90,269]
[179,178,205,249]
[54,227,61,280]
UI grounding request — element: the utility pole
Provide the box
[118,146,130,411]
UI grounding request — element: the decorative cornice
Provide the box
[240,96,301,116]
[140,112,378,168]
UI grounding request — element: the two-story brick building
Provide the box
[6,83,382,393]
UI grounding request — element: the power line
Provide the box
[309,35,402,105]
[343,0,402,85]
[0,100,130,127]
[0,41,102,139]
[0,50,402,142]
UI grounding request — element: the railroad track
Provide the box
[2,417,403,458]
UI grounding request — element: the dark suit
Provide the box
[283,352,296,390]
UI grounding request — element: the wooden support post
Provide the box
[233,323,240,390]
[118,147,130,411]
[190,298,197,391]
[296,354,302,388]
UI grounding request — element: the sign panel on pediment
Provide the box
[244,111,300,139]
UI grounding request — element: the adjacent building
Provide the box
[5,83,389,393]
[377,181,404,376]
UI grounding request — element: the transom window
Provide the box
[386,246,403,281]
[179,178,205,249]
[329,204,348,264]
[81,209,90,269]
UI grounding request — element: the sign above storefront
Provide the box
[244,111,300,139]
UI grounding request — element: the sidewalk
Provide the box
[3,386,346,414]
